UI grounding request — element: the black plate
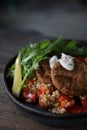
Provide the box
[3,40,87,126]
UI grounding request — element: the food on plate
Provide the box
[12,56,22,97]
[51,56,87,96]
[8,37,87,114]
[36,59,52,84]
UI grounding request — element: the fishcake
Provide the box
[51,59,87,96]
[36,59,52,84]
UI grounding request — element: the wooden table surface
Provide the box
[0,29,87,130]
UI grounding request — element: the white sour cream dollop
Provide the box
[58,53,75,71]
[49,53,75,71]
[49,55,58,68]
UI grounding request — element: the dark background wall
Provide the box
[0,0,87,40]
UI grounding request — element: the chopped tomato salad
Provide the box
[21,78,87,114]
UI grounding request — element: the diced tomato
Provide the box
[82,108,87,112]
[60,100,66,108]
[27,93,37,102]
[26,79,34,88]
[23,92,37,102]
[22,86,29,99]
[61,100,75,108]
[59,95,75,109]
[69,105,82,113]
[68,98,87,113]
[22,88,37,102]
[59,95,73,102]
[39,97,48,108]
[30,79,34,83]
[38,85,48,95]
[22,91,29,99]
[81,99,87,108]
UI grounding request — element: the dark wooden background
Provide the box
[0,29,87,130]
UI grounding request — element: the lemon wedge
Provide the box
[12,56,22,97]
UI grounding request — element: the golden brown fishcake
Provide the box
[36,59,52,84]
[51,59,87,96]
